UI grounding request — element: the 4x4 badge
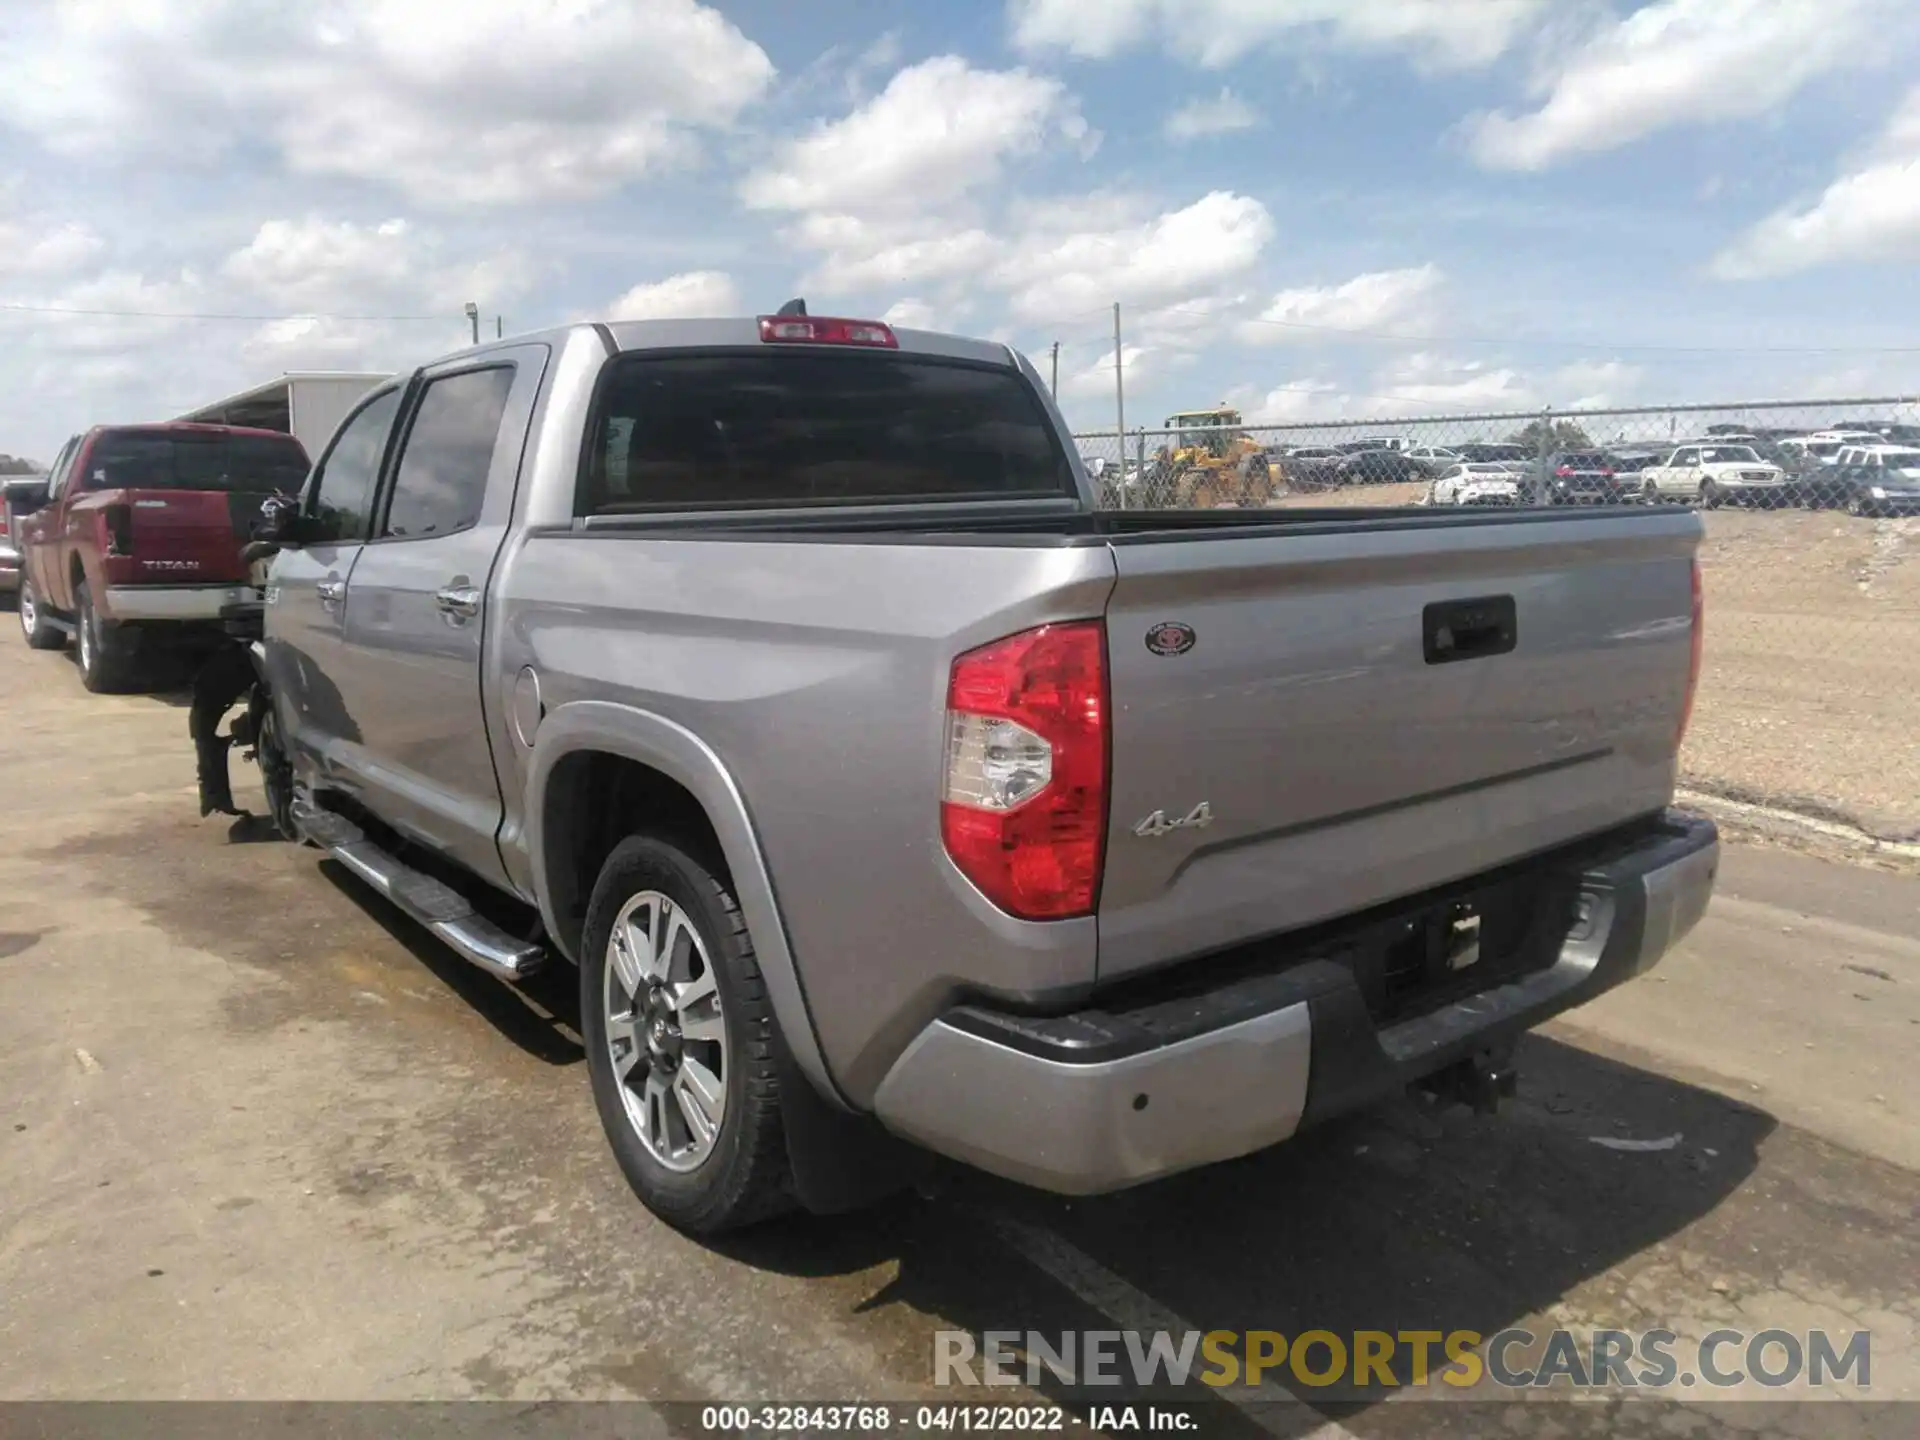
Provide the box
[1133,803,1214,838]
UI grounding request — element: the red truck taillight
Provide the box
[941,621,1109,920]
[103,503,134,557]
[1677,559,1704,746]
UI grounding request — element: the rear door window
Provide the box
[580,351,1073,514]
[379,367,516,540]
[85,430,311,493]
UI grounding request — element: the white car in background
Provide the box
[1637,443,1789,507]
[1779,431,1884,466]
[1425,463,1522,506]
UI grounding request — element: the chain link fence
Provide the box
[1074,397,1920,844]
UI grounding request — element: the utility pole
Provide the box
[464,301,479,345]
[1049,341,1059,400]
[1112,303,1127,509]
[495,315,503,339]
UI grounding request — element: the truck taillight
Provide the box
[1677,559,1704,746]
[757,315,898,348]
[1555,465,1575,477]
[104,503,134,557]
[941,621,1109,920]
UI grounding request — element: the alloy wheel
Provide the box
[602,890,729,1173]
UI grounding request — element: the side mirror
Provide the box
[251,491,305,548]
[3,479,51,514]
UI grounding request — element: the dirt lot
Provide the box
[1264,489,1920,842]
[0,612,1915,1432]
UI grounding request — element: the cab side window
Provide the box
[379,367,516,541]
[306,390,403,544]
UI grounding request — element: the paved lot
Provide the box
[0,613,1914,1435]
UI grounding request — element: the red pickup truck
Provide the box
[12,422,311,691]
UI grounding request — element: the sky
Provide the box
[3,0,1920,465]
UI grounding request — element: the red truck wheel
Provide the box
[73,581,143,693]
[18,579,66,651]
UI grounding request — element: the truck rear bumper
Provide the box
[873,810,1718,1195]
[105,584,259,622]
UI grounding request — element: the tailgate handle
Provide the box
[1424,595,1516,664]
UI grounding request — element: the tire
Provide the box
[18,577,65,650]
[1699,479,1721,510]
[1845,492,1867,519]
[580,834,792,1235]
[253,693,300,839]
[74,580,142,693]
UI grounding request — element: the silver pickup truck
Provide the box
[238,307,1718,1235]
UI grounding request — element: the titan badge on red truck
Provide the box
[13,422,310,692]
[223,307,1718,1237]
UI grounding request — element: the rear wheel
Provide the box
[581,835,793,1235]
[74,581,142,693]
[18,578,65,650]
[1698,479,1722,510]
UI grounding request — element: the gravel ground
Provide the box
[1255,489,1920,841]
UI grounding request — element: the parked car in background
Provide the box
[1426,463,1522,506]
[1779,431,1884,467]
[233,309,1716,1235]
[1275,446,1345,490]
[1404,445,1463,476]
[1334,448,1424,485]
[1825,446,1920,516]
[1636,443,1789,508]
[1609,451,1663,476]
[0,474,43,593]
[1535,451,1626,506]
[1455,443,1532,465]
[11,422,311,691]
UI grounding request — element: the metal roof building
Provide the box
[178,372,391,458]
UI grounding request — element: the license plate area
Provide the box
[1335,871,1580,1025]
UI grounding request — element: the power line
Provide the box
[0,300,454,323]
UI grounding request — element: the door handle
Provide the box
[316,578,346,605]
[435,583,481,619]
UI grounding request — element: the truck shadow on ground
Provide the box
[313,859,585,1067]
[304,855,1776,1430]
[722,1033,1775,1432]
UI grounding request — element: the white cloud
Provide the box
[1010,0,1548,69]
[220,216,534,318]
[0,220,105,278]
[995,190,1275,324]
[0,0,775,206]
[798,220,1002,294]
[1468,0,1882,171]
[1164,89,1259,141]
[1064,344,1142,400]
[880,298,944,330]
[1229,378,1344,423]
[1220,353,1647,428]
[1712,86,1920,277]
[741,56,1089,216]
[1240,264,1443,343]
[605,270,743,321]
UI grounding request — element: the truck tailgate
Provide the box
[103,488,271,584]
[1096,510,1701,980]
